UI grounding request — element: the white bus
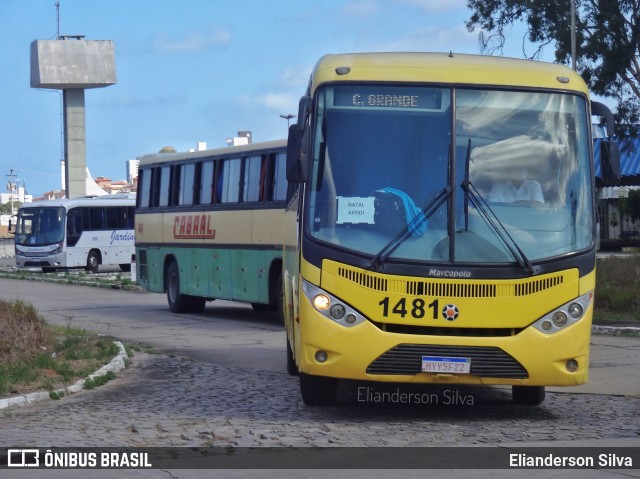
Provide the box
[13,194,136,273]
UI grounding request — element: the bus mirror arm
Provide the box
[591,101,615,137]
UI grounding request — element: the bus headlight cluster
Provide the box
[51,242,63,255]
[302,280,366,328]
[533,291,593,334]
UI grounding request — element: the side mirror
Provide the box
[286,96,312,183]
[286,124,309,183]
[592,101,620,186]
[600,138,621,186]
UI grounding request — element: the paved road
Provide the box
[0,277,638,478]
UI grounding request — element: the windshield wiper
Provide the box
[461,139,535,275]
[367,186,451,271]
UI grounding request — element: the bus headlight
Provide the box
[313,294,331,311]
[532,291,592,334]
[302,280,366,328]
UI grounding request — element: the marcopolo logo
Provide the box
[428,268,472,278]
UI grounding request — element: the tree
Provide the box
[466,0,640,137]
[619,189,640,226]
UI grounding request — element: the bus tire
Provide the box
[86,250,100,273]
[166,261,189,313]
[512,385,545,405]
[299,373,337,406]
[286,338,298,376]
[119,263,131,272]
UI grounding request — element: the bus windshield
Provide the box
[15,207,66,247]
[306,85,592,265]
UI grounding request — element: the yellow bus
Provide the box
[283,52,619,406]
[135,139,288,315]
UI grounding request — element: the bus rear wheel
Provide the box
[512,385,545,405]
[166,262,189,313]
[86,250,100,273]
[299,373,337,406]
[166,261,206,314]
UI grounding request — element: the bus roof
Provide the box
[20,193,136,210]
[139,139,287,167]
[309,52,589,96]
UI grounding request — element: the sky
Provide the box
[1,0,545,198]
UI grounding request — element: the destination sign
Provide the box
[333,87,443,110]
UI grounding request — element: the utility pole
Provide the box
[280,114,296,130]
[6,169,18,215]
[571,0,577,70]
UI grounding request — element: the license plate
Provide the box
[421,356,471,374]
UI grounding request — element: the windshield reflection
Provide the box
[306,85,593,265]
[15,207,65,246]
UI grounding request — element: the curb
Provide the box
[592,325,640,337]
[0,341,128,411]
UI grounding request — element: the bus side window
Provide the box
[67,209,83,247]
[199,161,214,204]
[138,168,152,208]
[158,166,171,207]
[126,206,134,229]
[242,155,262,203]
[218,158,241,203]
[269,152,287,202]
[90,207,105,230]
[107,206,129,229]
[178,163,195,206]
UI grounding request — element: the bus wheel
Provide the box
[86,250,100,273]
[119,263,131,272]
[286,338,298,376]
[299,373,337,406]
[166,261,188,313]
[512,386,545,405]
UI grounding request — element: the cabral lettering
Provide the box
[173,215,216,239]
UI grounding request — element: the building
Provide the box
[126,159,139,184]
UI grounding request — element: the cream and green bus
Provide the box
[135,140,288,315]
[284,52,619,406]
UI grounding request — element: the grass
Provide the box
[595,252,640,323]
[0,299,122,397]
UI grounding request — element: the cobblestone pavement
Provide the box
[2,351,639,448]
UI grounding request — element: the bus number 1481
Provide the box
[378,297,439,320]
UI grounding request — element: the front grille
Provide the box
[23,251,50,258]
[366,344,528,378]
[336,264,565,298]
[372,322,523,337]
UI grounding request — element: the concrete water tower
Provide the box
[30,36,116,198]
